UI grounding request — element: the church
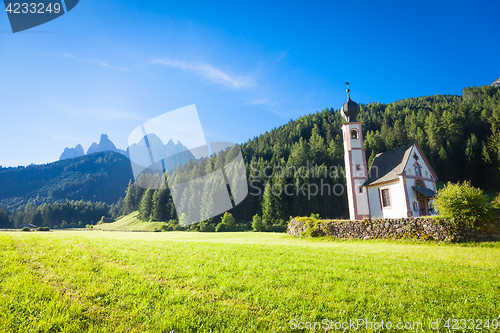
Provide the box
[340,85,438,220]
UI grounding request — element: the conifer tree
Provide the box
[309,124,326,164]
[139,189,155,221]
[123,180,137,214]
[151,189,168,221]
[261,181,274,222]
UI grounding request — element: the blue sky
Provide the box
[1,0,499,166]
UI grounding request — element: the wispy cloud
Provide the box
[151,59,255,89]
[276,50,288,62]
[64,53,130,72]
[247,98,278,106]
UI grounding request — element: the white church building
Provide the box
[341,86,438,220]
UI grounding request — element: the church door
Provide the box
[418,199,428,216]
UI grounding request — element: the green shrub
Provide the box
[154,228,161,232]
[199,220,215,232]
[221,212,235,228]
[433,181,494,229]
[37,226,50,231]
[492,193,500,208]
[252,215,263,232]
[310,213,320,220]
[160,224,173,232]
[21,227,31,231]
[215,222,229,232]
[215,212,235,232]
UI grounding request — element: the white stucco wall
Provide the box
[403,146,436,182]
[367,179,408,219]
[354,178,370,215]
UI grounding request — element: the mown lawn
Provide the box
[0,231,499,332]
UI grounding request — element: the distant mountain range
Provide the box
[59,134,127,160]
[59,134,194,171]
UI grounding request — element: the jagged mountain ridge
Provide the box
[59,144,85,160]
[86,134,127,156]
[60,134,127,161]
[59,133,192,166]
[492,77,500,87]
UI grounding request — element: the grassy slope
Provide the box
[93,212,168,231]
[0,232,499,332]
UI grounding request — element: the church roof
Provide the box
[363,143,414,186]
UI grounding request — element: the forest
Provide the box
[3,84,500,229]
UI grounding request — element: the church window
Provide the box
[359,186,363,193]
[351,129,358,139]
[415,179,424,187]
[414,163,421,176]
[381,188,391,208]
[356,164,361,171]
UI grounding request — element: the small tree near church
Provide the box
[433,181,493,229]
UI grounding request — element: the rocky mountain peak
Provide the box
[492,77,500,87]
[59,144,85,161]
[60,135,128,161]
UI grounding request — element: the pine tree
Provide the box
[309,124,326,164]
[151,189,168,221]
[261,181,274,221]
[123,180,137,214]
[139,189,155,221]
[287,137,309,167]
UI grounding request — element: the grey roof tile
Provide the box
[363,143,414,186]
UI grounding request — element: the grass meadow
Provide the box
[0,231,499,332]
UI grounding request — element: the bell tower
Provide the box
[341,82,371,220]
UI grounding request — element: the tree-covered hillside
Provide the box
[0,151,133,211]
[119,84,500,228]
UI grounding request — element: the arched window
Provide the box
[414,163,421,176]
[415,179,424,188]
[351,129,358,139]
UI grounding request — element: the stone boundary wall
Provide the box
[287,217,500,242]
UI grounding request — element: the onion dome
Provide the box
[341,83,360,122]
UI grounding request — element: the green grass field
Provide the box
[0,231,499,332]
